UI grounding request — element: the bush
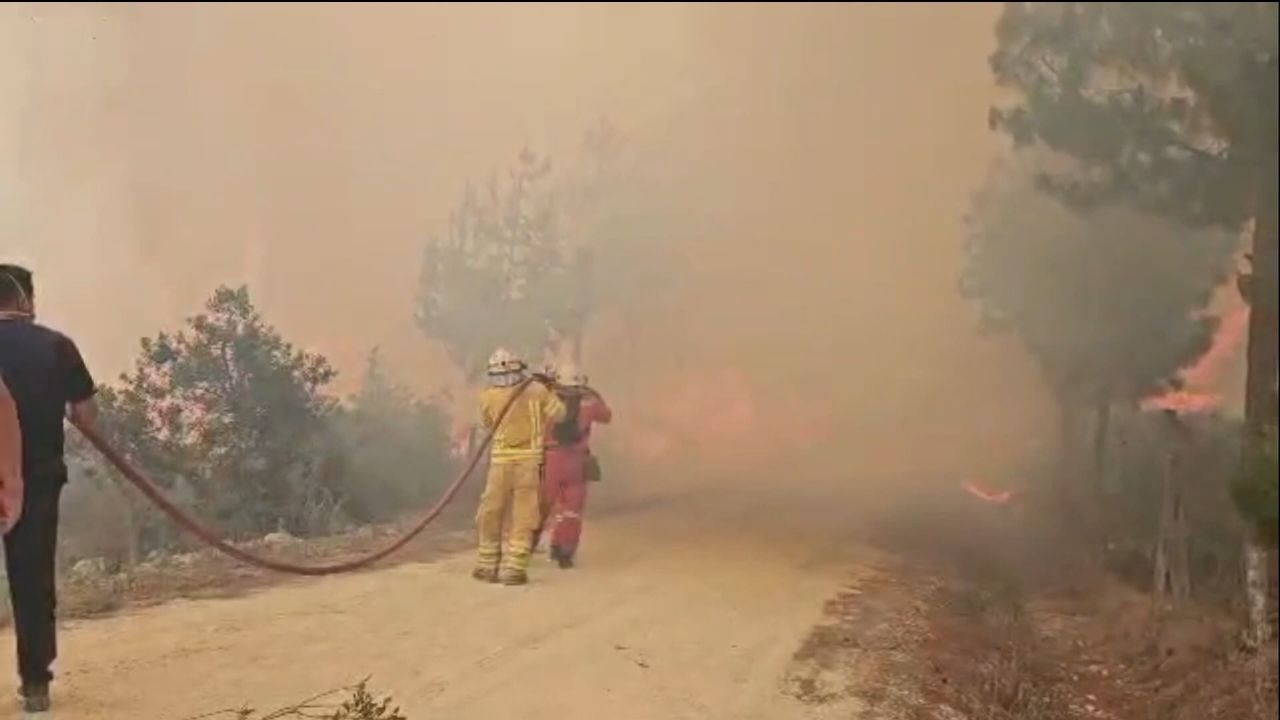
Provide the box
[59,289,454,564]
[209,681,407,719]
[330,682,407,720]
[325,350,453,525]
[60,460,135,568]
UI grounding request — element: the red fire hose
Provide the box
[74,379,533,577]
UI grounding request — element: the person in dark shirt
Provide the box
[0,264,98,713]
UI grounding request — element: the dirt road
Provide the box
[3,482,882,719]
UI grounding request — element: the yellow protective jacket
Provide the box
[480,382,567,465]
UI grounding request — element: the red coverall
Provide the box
[541,393,611,562]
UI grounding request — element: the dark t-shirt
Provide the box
[0,318,96,484]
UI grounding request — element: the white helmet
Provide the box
[487,347,527,386]
[555,362,588,388]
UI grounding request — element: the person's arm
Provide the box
[56,335,97,431]
[478,391,496,431]
[0,376,20,466]
[584,393,612,425]
[0,376,23,531]
[67,397,98,431]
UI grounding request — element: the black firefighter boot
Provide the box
[18,682,51,713]
[556,549,575,570]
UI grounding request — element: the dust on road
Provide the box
[2,484,884,719]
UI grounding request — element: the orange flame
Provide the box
[962,479,1017,505]
[614,367,833,468]
[1142,293,1249,416]
[1140,389,1222,414]
[1182,303,1248,391]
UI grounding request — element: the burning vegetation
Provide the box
[0,3,1275,718]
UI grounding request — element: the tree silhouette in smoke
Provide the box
[961,166,1233,511]
[416,147,573,378]
[415,123,672,376]
[988,1,1277,644]
[559,118,674,363]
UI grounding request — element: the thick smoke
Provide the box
[3,4,1053,495]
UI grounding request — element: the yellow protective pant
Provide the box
[475,461,542,576]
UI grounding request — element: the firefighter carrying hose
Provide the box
[539,364,611,569]
[473,348,566,586]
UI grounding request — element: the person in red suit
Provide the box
[540,365,611,569]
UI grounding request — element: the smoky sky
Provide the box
[3,3,1055,484]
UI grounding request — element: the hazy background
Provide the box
[2,3,1052,489]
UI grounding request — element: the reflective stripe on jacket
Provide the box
[480,382,567,465]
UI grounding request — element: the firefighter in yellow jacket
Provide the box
[474,348,566,585]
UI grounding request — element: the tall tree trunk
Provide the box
[1057,396,1076,481]
[1153,412,1192,607]
[1091,394,1112,544]
[1241,161,1279,648]
[1244,158,1280,446]
[1055,395,1085,523]
[1244,542,1271,649]
[1092,397,1111,499]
